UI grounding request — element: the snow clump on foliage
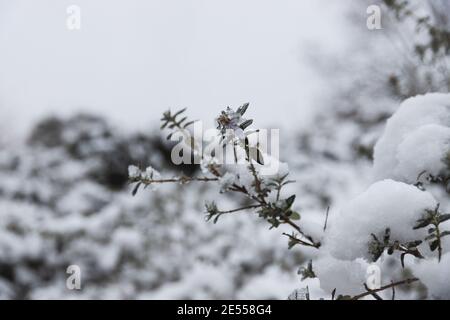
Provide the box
[325,179,437,261]
[373,93,450,183]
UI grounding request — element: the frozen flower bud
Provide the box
[128,165,141,180]
[141,166,161,181]
[218,172,236,193]
[216,105,253,141]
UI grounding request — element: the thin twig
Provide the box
[363,284,383,300]
[217,205,263,214]
[282,233,318,248]
[351,278,419,300]
[139,176,219,185]
[281,216,321,248]
[323,206,330,232]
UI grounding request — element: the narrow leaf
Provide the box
[183,120,196,128]
[285,195,296,209]
[240,119,253,130]
[237,103,249,115]
[132,182,142,196]
[440,231,450,238]
[414,218,431,229]
[430,239,440,252]
[439,214,450,223]
[173,108,187,118]
[289,211,301,221]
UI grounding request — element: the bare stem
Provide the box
[283,219,321,248]
[217,205,263,214]
[139,176,219,185]
[351,278,419,300]
[282,233,318,248]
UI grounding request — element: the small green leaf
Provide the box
[237,103,249,115]
[173,108,187,117]
[287,240,297,250]
[177,116,187,125]
[425,234,436,241]
[285,195,296,209]
[289,211,301,221]
[213,213,223,224]
[183,120,196,128]
[240,119,253,130]
[440,231,450,238]
[387,246,394,255]
[430,239,440,252]
[132,182,142,196]
[414,218,432,229]
[407,240,422,248]
[439,214,450,224]
[400,253,406,268]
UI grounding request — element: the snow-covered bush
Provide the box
[285,0,450,299]
[131,97,450,299]
[279,0,450,299]
[413,253,450,299]
[2,0,449,301]
[325,180,437,261]
[324,92,450,297]
[323,92,450,297]
[0,114,306,299]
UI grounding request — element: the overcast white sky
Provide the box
[0,0,352,136]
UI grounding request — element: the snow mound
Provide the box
[373,93,450,183]
[315,255,369,296]
[325,180,437,261]
[396,124,450,181]
[413,252,450,299]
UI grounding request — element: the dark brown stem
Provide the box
[282,218,321,248]
[351,278,419,300]
[139,176,219,185]
[283,233,318,248]
[363,284,383,300]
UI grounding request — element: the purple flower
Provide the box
[216,104,253,141]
